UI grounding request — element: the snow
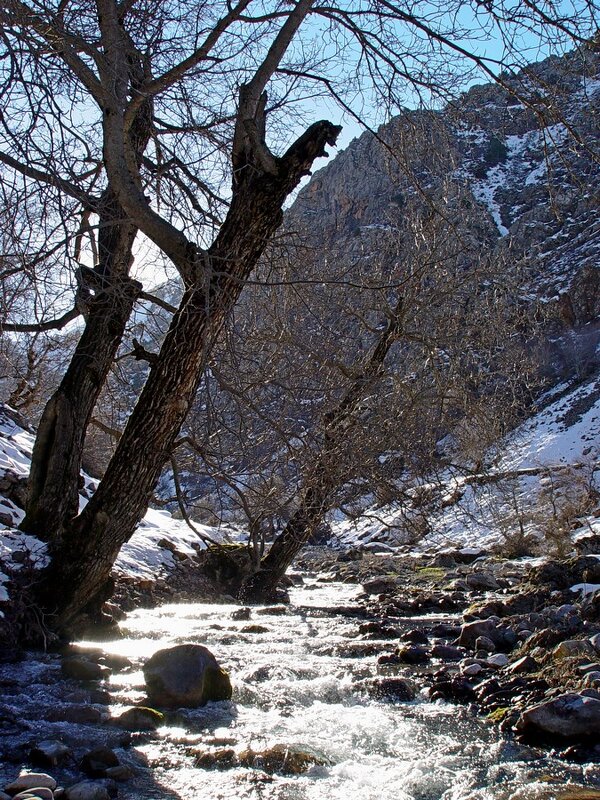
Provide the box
[570,583,600,597]
[0,405,236,609]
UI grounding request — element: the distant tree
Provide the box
[0,0,596,634]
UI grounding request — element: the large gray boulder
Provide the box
[143,644,232,708]
[516,692,600,739]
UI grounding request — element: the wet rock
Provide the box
[255,605,287,616]
[401,629,429,644]
[113,706,164,731]
[4,774,57,794]
[64,781,110,800]
[457,618,500,649]
[238,744,325,775]
[397,645,430,664]
[29,740,71,767]
[359,621,400,639]
[80,747,120,778]
[431,644,464,661]
[193,748,237,769]
[143,644,232,707]
[517,692,600,739]
[362,577,397,595]
[230,607,251,621]
[241,625,270,634]
[61,659,110,682]
[368,677,417,701]
[590,633,600,652]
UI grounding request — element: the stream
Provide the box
[95,581,599,799]
[2,579,600,799]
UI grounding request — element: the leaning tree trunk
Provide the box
[36,121,341,634]
[240,297,407,602]
[22,190,141,539]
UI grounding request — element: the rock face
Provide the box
[517,692,600,739]
[143,644,232,708]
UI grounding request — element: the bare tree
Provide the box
[0,0,596,633]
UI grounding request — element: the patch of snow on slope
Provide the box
[499,376,600,470]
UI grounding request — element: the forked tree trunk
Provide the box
[22,191,141,539]
[36,121,341,633]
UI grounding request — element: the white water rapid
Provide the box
[88,581,600,800]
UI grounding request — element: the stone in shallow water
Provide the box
[30,739,71,767]
[113,706,164,731]
[64,782,110,800]
[238,744,325,775]
[517,692,600,739]
[61,658,110,682]
[143,644,232,708]
[13,788,54,800]
[4,774,57,794]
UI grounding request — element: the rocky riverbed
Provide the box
[1,547,600,799]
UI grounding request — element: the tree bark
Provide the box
[36,120,341,633]
[22,190,141,539]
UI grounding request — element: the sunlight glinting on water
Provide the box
[82,582,598,800]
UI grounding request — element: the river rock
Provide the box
[143,644,232,707]
[4,774,57,794]
[114,706,164,730]
[457,619,500,649]
[369,678,417,700]
[44,705,103,724]
[486,653,509,668]
[582,671,600,689]
[61,658,109,682]
[80,747,120,778]
[230,607,251,621]
[465,572,500,591]
[431,644,464,661]
[517,692,600,739]
[238,744,325,775]
[397,645,430,664]
[362,577,397,595]
[590,633,600,652]
[64,782,110,800]
[553,640,596,660]
[508,655,539,674]
[30,739,71,767]
[13,788,54,800]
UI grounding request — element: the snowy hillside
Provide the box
[331,370,600,554]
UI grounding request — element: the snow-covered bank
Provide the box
[0,406,238,615]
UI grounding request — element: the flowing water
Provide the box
[84,581,600,800]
